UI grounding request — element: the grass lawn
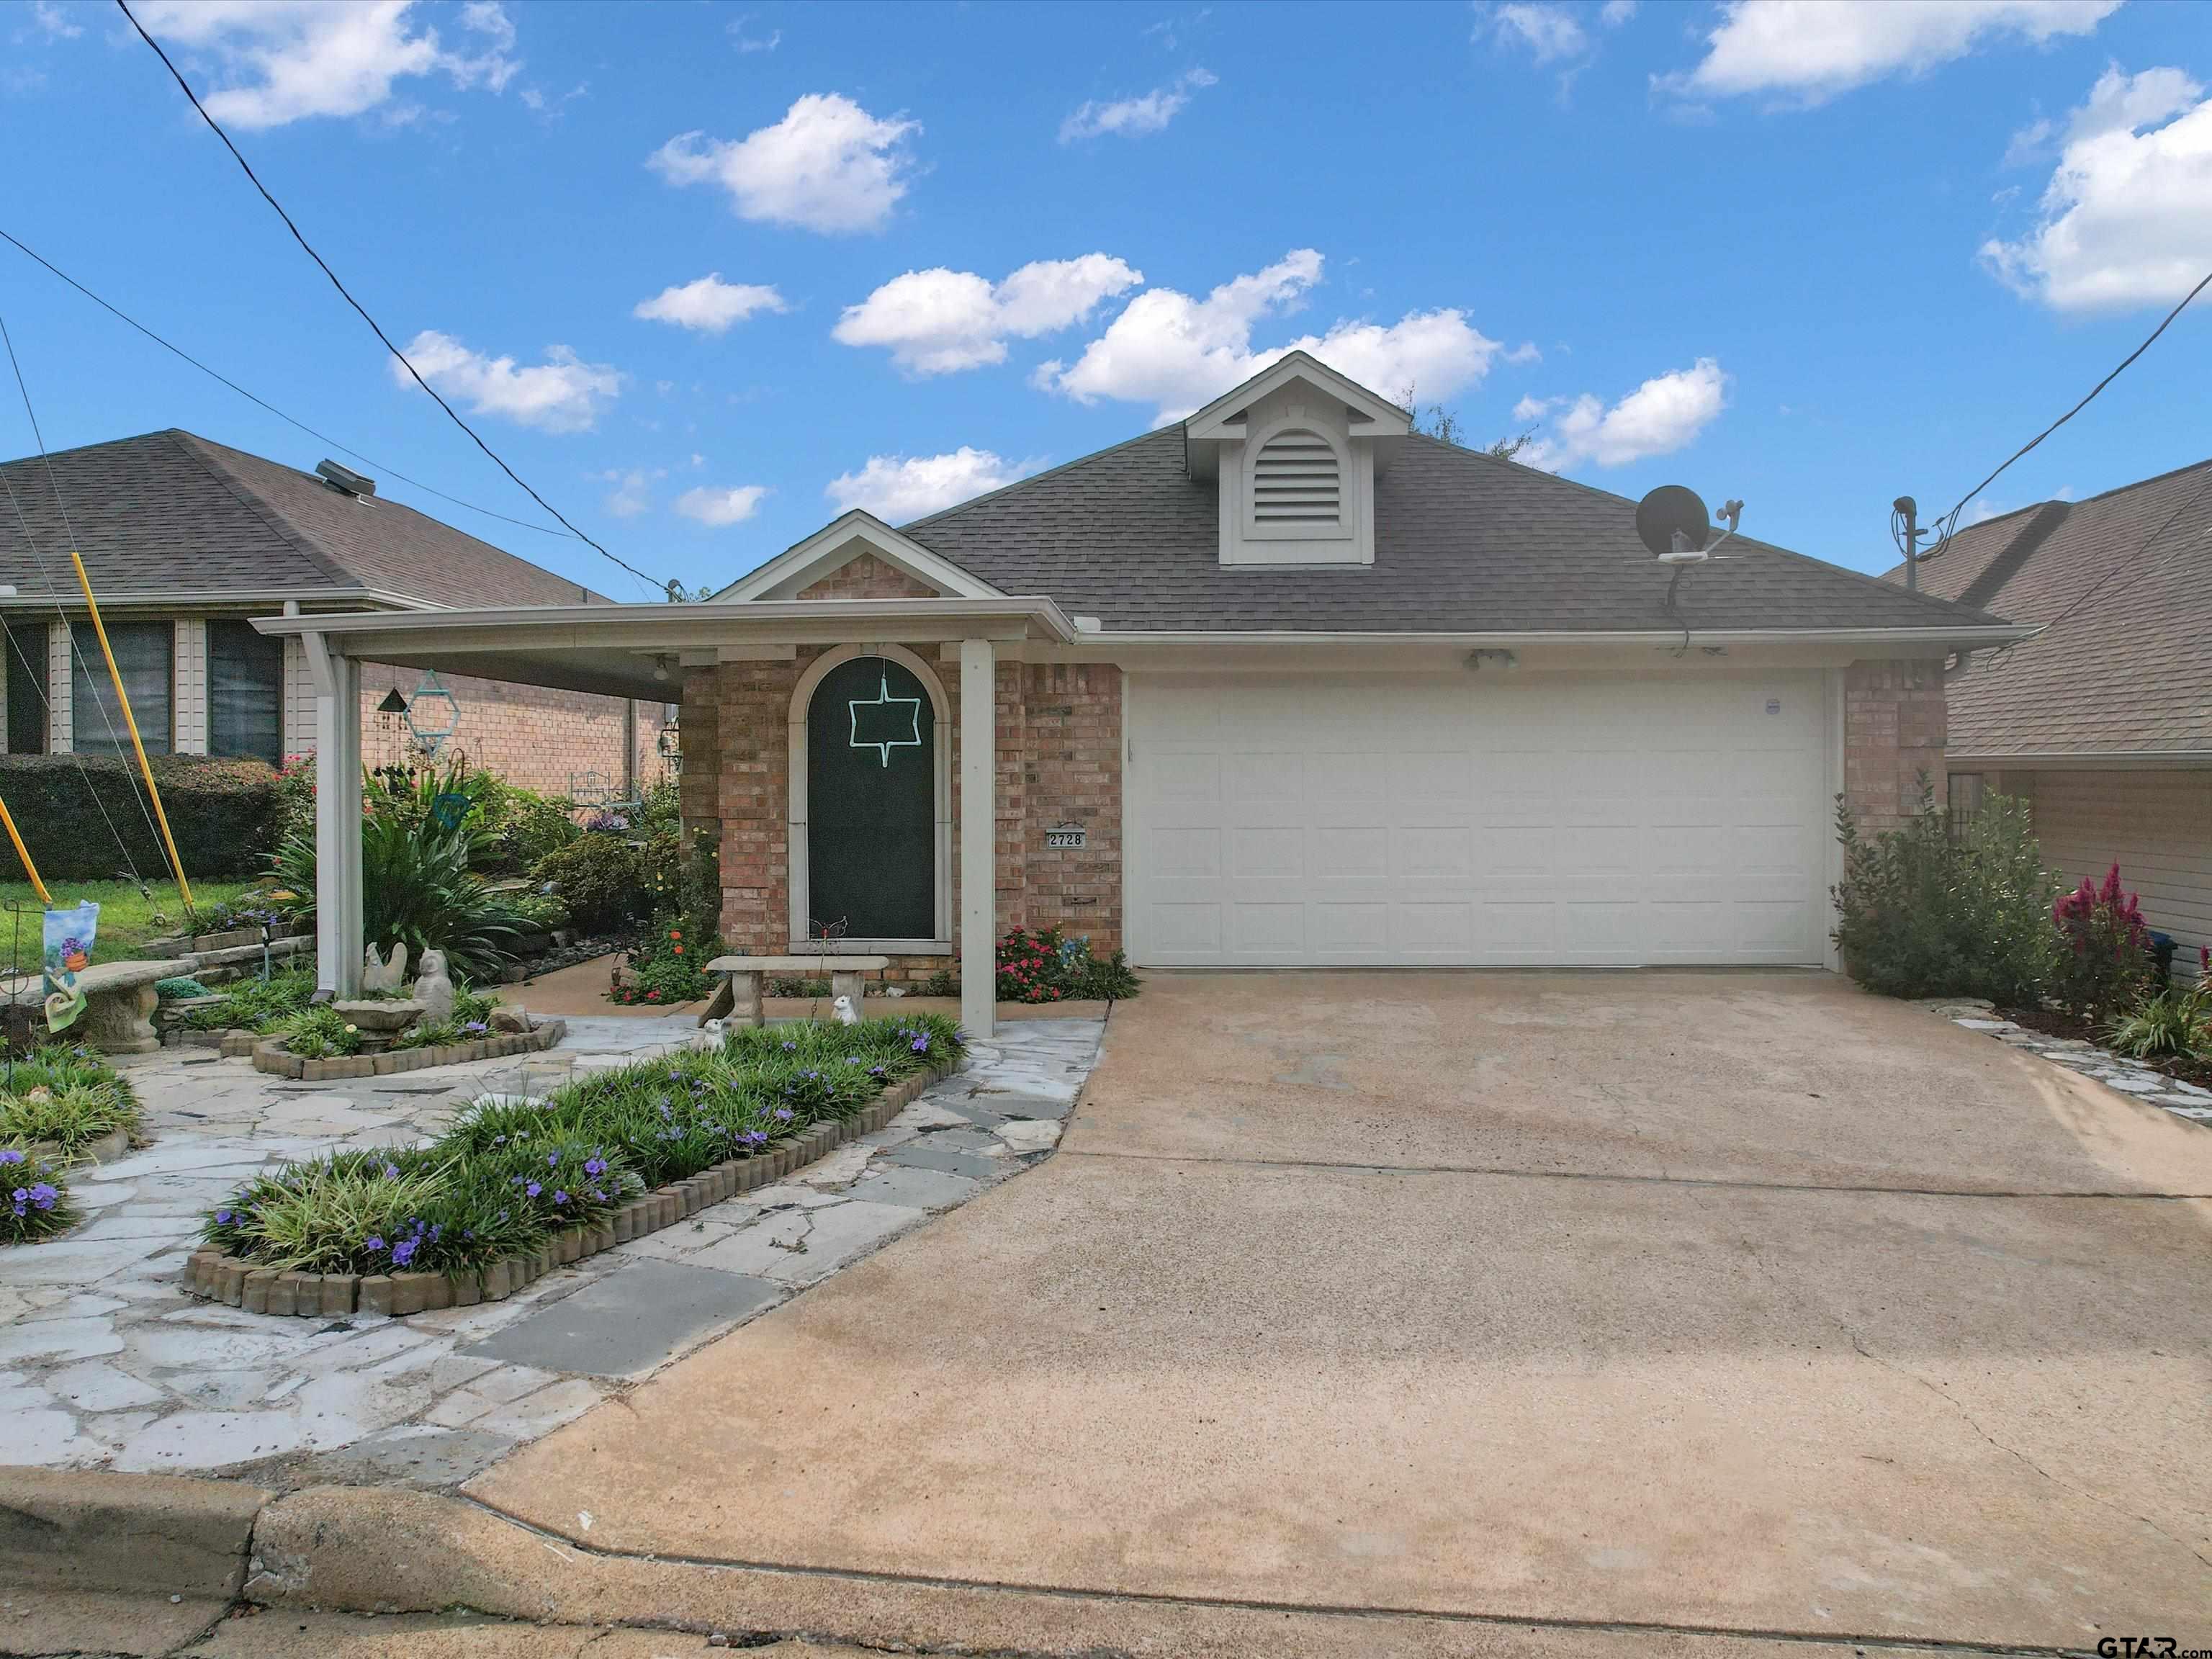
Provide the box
[0,879,261,968]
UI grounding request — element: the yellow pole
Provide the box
[65,550,194,911]
[0,792,52,907]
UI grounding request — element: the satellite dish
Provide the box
[1636,485,1712,562]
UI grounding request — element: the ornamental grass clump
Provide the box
[202,1014,962,1280]
[177,968,315,1033]
[0,1046,141,1154]
[280,1004,364,1059]
[2,1146,74,1243]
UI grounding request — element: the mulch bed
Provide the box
[1999,1003,2212,1091]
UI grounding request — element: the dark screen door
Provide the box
[806,656,935,940]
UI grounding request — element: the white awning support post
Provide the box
[958,637,994,1040]
[303,631,362,999]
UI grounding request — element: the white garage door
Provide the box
[1126,673,1832,967]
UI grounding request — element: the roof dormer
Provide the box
[1184,351,1410,567]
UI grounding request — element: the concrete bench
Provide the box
[1,958,173,1053]
[703,955,891,1028]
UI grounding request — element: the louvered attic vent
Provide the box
[1251,429,1340,525]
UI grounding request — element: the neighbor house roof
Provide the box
[0,428,608,611]
[1884,456,2212,759]
[898,426,2007,637]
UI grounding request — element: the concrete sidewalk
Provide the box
[456,971,2212,1653]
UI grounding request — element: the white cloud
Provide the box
[673,485,770,526]
[1515,358,1729,469]
[1600,0,1638,23]
[130,0,520,129]
[1059,67,1216,142]
[1982,66,2212,310]
[1488,4,1588,64]
[1039,248,1499,425]
[824,449,1038,521]
[599,467,662,518]
[1669,0,2118,104]
[32,2,82,40]
[833,255,1143,375]
[649,93,917,234]
[728,14,780,53]
[397,330,619,433]
[633,274,788,333]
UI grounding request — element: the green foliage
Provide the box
[207,1015,963,1274]
[156,976,212,1000]
[917,968,957,998]
[1,1146,73,1244]
[0,753,284,881]
[995,925,1141,1004]
[531,833,646,934]
[2050,864,2154,1020]
[280,1004,364,1060]
[272,766,526,984]
[175,968,315,1033]
[387,986,500,1051]
[1830,783,2059,1004]
[766,975,832,998]
[2104,989,2212,1060]
[0,1044,140,1145]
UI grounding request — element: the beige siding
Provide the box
[2016,769,2212,981]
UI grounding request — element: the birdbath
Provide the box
[331,999,427,1052]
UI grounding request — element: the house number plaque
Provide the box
[1046,823,1087,850]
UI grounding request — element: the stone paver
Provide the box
[1922,997,2212,1126]
[0,1012,1102,1488]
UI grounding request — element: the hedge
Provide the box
[0,753,284,880]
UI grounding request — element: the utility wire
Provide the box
[114,0,667,600]
[2023,465,2212,642]
[0,225,570,542]
[1922,264,2212,564]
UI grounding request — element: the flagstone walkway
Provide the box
[0,1015,1102,1489]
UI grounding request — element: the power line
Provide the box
[2024,464,2212,642]
[114,0,667,600]
[1922,264,2212,562]
[0,225,572,543]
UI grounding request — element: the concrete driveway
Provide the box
[468,972,2212,1653]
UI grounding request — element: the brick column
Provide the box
[1843,658,1948,832]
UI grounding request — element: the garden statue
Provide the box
[831,994,860,1025]
[413,949,455,1022]
[691,1016,726,1053]
[362,940,408,994]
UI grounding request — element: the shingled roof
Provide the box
[1884,456,2212,757]
[0,429,608,610]
[902,427,2006,635]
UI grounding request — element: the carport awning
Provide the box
[251,596,1079,701]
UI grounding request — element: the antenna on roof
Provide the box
[1635,486,1746,651]
[315,458,376,498]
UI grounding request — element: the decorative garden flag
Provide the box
[41,900,96,1034]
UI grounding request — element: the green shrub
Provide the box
[2051,864,2154,1020]
[156,976,212,1000]
[1,1146,73,1244]
[531,833,646,933]
[280,1004,364,1059]
[0,1046,140,1154]
[176,968,315,1033]
[0,753,283,880]
[2105,982,2212,1060]
[271,768,526,984]
[206,1015,962,1274]
[1830,783,2058,1004]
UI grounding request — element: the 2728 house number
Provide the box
[1046,824,1087,849]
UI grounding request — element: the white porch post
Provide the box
[958,637,994,1038]
[305,632,362,998]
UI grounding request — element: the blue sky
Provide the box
[1,0,2206,601]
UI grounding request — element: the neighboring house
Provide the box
[1887,457,2212,979]
[0,429,671,797]
[259,354,2024,1025]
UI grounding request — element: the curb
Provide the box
[0,1466,269,1602]
[177,1059,956,1318]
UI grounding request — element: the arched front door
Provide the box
[805,655,936,940]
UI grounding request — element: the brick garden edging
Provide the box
[177,1059,956,1319]
[250,1018,568,1082]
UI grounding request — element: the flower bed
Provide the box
[186,1015,963,1315]
[251,1015,566,1081]
[1,1146,73,1244]
[0,1045,143,1166]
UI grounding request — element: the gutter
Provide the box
[250,595,1082,645]
[0,587,438,613]
[1078,624,2038,649]
[1946,750,2212,772]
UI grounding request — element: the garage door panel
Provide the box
[1130,673,1828,967]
